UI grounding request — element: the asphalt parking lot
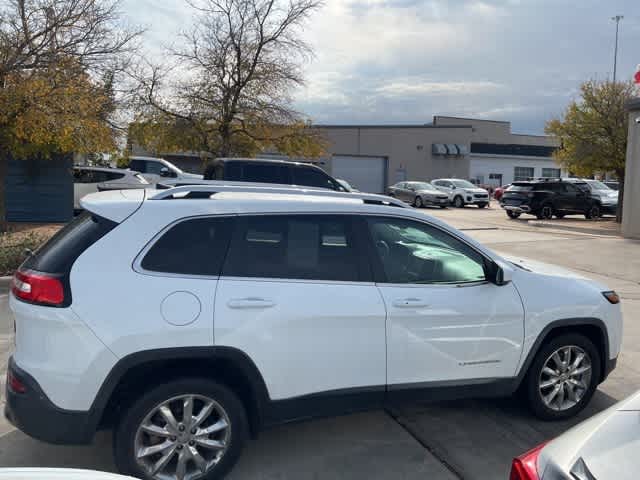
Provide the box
[1,202,639,479]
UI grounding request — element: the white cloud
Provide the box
[376,80,503,96]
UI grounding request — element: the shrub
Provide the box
[0,231,49,276]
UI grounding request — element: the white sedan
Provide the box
[511,389,640,479]
[73,166,149,211]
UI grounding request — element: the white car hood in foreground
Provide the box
[0,469,135,480]
[540,390,640,480]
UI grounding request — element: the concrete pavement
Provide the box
[1,204,639,479]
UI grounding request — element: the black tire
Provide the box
[555,213,565,219]
[524,333,601,420]
[453,196,464,208]
[536,204,554,220]
[477,203,488,209]
[585,204,601,219]
[414,196,423,208]
[440,205,448,209]
[114,378,249,480]
[506,210,521,219]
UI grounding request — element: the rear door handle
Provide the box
[227,297,276,309]
[392,298,429,308]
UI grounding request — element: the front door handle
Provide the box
[392,298,429,308]
[227,297,276,309]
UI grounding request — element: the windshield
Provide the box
[410,182,438,191]
[586,180,611,191]
[452,180,476,189]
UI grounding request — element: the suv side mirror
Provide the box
[160,167,177,178]
[486,259,513,286]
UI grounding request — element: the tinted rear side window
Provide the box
[223,215,364,281]
[129,160,146,173]
[141,217,233,276]
[223,162,243,181]
[241,163,288,184]
[24,212,117,274]
[291,166,337,190]
[508,184,534,192]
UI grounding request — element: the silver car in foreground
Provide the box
[510,389,640,480]
[386,181,449,208]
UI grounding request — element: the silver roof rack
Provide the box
[149,183,408,208]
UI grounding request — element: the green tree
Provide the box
[0,0,141,229]
[546,80,636,222]
[134,0,325,161]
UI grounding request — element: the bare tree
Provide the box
[135,0,323,158]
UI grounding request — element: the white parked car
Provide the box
[432,178,490,208]
[511,389,640,480]
[7,184,621,480]
[73,166,148,210]
[0,469,135,480]
[128,156,203,185]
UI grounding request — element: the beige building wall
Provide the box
[433,116,559,147]
[622,99,640,239]
[320,125,473,183]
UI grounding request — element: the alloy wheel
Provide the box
[415,196,423,208]
[589,205,601,219]
[134,394,231,480]
[453,196,464,208]
[538,346,592,412]
[541,205,553,219]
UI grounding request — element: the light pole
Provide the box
[611,15,623,83]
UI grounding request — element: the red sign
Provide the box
[635,65,640,84]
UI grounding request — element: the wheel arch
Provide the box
[516,318,610,388]
[90,347,270,437]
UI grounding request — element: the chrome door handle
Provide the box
[392,298,429,308]
[227,297,276,309]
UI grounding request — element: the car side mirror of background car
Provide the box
[160,167,177,178]
[451,185,456,190]
[486,259,513,286]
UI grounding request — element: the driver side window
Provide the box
[367,217,487,284]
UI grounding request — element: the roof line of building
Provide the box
[433,115,510,125]
[314,124,472,129]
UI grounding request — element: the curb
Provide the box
[528,220,621,237]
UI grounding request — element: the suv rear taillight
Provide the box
[12,269,64,307]
[510,442,548,480]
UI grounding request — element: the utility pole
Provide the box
[611,15,623,83]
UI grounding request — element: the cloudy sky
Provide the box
[124,0,639,134]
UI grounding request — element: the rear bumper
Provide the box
[502,204,531,213]
[5,357,94,445]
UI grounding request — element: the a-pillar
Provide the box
[622,98,640,238]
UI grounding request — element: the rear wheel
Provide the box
[555,213,565,219]
[506,210,521,219]
[440,205,448,209]
[585,204,601,219]
[536,205,554,220]
[414,196,423,208]
[524,333,600,420]
[453,196,464,208]
[114,378,248,480]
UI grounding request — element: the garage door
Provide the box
[331,155,387,194]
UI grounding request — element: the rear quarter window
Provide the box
[24,212,117,274]
[140,217,233,276]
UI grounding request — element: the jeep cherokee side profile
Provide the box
[6,184,622,480]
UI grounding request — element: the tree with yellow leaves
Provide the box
[546,80,635,222]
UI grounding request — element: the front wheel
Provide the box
[453,196,464,208]
[585,204,601,219]
[536,204,554,220]
[477,203,488,209]
[114,378,248,480]
[524,334,601,420]
[506,210,521,219]
[414,196,423,208]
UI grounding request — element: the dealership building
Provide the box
[130,115,563,194]
[313,116,563,194]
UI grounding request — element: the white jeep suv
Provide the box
[432,178,490,208]
[6,184,622,480]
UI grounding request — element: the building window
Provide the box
[514,167,534,181]
[542,168,561,178]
